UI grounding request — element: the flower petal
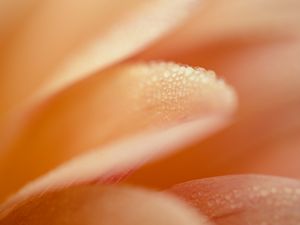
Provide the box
[127,97,300,187]
[0,62,236,202]
[128,1,300,186]
[169,175,300,225]
[0,185,212,225]
[0,0,38,41]
[136,0,300,117]
[1,117,226,211]
[137,0,300,58]
[0,0,197,115]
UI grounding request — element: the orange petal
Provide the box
[0,185,212,225]
[1,117,226,211]
[0,0,38,42]
[135,0,300,117]
[156,37,300,117]
[128,2,300,186]
[0,0,197,116]
[127,97,300,188]
[170,175,300,225]
[0,62,236,202]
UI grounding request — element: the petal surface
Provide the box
[0,185,211,225]
[128,0,300,185]
[127,97,300,187]
[170,175,300,225]
[138,0,300,57]
[0,0,197,116]
[0,62,236,202]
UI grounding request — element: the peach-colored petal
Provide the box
[156,37,300,117]
[137,0,300,58]
[169,175,300,225]
[128,1,300,186]
[127,97,300,188]
[0,0,38,41]
[0,62,236,202]
[1,117,227,212]
[135,0,300,117]
[0,185,212,225]
[0,0,197,116]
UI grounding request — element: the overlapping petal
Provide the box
[137,0,300,57]
[0,185,211,225]
[0,0,197,117]
[170,175,300,225]
[1,1,298,224]
[128,0,300,187]
[0,62,236,203]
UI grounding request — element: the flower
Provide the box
[0,0,300,224]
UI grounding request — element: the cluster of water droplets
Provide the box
[186,182,300,225]
[128,61,233,123]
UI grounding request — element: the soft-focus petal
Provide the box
[0,185,212,225]
[127,97,300,187]
[1,117,226,211]
[137,0,300,117]
[128,1,300,186]
[0,0,197,116]
[0,0,38,41]
[152,37,300,117]
[0,62,236,202]
[138,0,300,58]
[169,175,300,225]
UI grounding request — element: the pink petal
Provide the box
[170,175,300,225]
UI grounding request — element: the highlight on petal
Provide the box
[0,62,236,208]
[169,175,300,225]
[0,0,198,116]
[128,38,300,188]
[45,1,199,101]
[129,0,300,185]
[0,185,212,225]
